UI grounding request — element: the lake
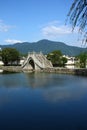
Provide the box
[0,72,87,130]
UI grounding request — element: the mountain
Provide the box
[0,39,87,56]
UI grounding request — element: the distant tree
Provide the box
[0,49,2,60]
[0,49,2,57]
[67,0,87,43]
[2,48,20,66]
[20,53,28,58]
[47,50,67,67]
[61,57,67,67]
[78,52,87,68]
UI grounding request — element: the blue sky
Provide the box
[0,0,82,46]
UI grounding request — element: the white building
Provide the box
[0,48,4,65]
[63,55,76,69]
[0,54,4,65]
[19,57,26,65]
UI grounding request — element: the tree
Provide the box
[67,0,87,43]
[47,50,67,67]
[1,48,20,66]
[78,52,87,68]
[0,52,1,57]
[61,57,67,67]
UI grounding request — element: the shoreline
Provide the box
[0,66,22,73]
[0,66,87,76]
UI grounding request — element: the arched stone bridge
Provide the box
[22,52,53,71]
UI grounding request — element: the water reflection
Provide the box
[25,72,66,88]
[0,73,27,88]
[25,72,87,102]
[0,72,87,103]
[0,72,87,129]
[43,86,87,102]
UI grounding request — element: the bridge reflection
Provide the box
[25,72,67,89]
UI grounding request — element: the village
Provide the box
[0,46,87,76]
[0,46,87,69]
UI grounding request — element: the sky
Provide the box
[0,0,83,47]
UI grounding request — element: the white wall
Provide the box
[0,61,4,65]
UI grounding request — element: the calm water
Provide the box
[0,72,87,130]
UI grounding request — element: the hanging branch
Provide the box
[67,0,87,44]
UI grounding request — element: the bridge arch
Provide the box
[22,52,53,71]
[28,57,35,70]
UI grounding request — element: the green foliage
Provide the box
[20,53,28,58]
[61,57,67,67]
[78,52,87,68]
[1,48,20,66]
[47,50,67,67]
[0,50,2,57]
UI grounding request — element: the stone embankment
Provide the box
[43,67,87,76]
[0,66,22,72]
[74,68,87,76]
[43,68,75,74]
[0,66,87,76]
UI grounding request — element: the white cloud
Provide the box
[42,25,71,36]
[0,20,15,32]
[41,21,78,38]
[4,39,24,44]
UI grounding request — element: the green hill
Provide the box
[0,39,87,56]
